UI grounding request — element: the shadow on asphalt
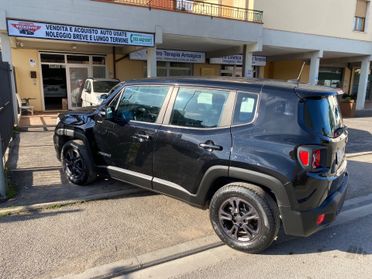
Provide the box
[0,208,83,223]
[347,127,372,153]
[345,159,372,200]
[266,214,372,257]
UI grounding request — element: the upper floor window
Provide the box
[354,16,366,31]
[354,0,368,31]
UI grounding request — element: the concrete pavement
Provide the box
[2,129,137,209]
[0,194,214,279]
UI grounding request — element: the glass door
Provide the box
[67,66,89,109]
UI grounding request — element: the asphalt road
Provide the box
[0,193,213,279]
[120,213,372,279]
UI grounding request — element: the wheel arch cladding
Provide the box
[228,167,291,207]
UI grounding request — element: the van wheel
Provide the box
[61,140,96,185]
[209,183,280,253]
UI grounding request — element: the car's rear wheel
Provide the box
[209,183,280,253]
[61,140,96,185]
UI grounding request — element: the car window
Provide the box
[115,85,170,123]
[233,92,258,125]
[170,87,229,128]
[303,95,343,138]
[83,80,90,91]
[93,80,120,93]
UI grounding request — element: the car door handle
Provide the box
[199,142,223,151]
[133,133,151,142]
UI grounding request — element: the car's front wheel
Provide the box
[61,140,96,185]
[209,183,280,253]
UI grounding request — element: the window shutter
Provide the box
[356,0,368,17]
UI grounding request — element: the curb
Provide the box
[346,151,372,158]
[0,188,144,216]
[56,235,223,279]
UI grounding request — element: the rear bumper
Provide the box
[280,171,349,237]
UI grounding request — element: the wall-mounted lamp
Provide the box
[16,41,24,48]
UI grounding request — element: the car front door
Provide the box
[93,84,173,189]
[153,86,234,198]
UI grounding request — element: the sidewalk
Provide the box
[1,114,138,209]
[1,115,371,211]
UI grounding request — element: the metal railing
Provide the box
[94,0,263,23]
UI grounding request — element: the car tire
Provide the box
[61,140,97,185]
[209,182,280,253]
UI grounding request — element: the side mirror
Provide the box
[99,94,108,100]
[99,107,113,120]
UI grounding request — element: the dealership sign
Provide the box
[130,49,206,63]
[210,55,266,66]
[7,19,155,47]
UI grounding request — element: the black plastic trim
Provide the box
[228,166,290,207]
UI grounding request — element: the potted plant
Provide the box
[339,94,356,118]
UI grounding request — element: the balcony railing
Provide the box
[94,0,263,23]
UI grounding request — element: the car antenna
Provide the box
[296,61,306,83]
[288,61,306,85]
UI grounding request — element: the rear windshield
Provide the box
[93,81,119,93]
[303,95,343,138]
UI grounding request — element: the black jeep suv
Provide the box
[54,77,348,253]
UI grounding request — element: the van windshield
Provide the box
[93,81,120,93]
[303,95,343,138]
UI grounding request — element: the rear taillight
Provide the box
[298,150,310,166]
[316,213,326,225]
[297,146,323,170]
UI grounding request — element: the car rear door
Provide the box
[153,86,234,197]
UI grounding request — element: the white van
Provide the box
[81,78,120,107]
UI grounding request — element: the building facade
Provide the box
[0,0,371,116]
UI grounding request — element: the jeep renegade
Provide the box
[54,78,349,253]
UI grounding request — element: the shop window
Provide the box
[93,66,106,78]
[93,56,106,65]
[145,61,192,77]
[41,53,65,63]
[67,55,89,64]
[318,67,343,88]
